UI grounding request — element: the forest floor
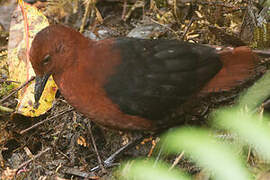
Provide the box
[0,0,270,179]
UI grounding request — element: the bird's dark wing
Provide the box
[104,38,222,120]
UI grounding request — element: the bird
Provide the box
[29,24,259,131]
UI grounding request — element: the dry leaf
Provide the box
[7,2,57,117]
[1,167,17,180]
[77,136,88,147]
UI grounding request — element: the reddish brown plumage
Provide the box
[55,39,153,130]
[200,46,259,93]
[30,24,259,131]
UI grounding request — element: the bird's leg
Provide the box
[87,121,106,173]
[90,134,147,172]
[90,130,165,172]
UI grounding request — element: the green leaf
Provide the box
[263,0,270,6]
[238,70,270,110]
[162,127,251,180]
[120,159,191,180]
[214,107,270,161]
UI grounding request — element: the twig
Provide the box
[56,149,71,162]
[196,1,247,9]
[169,151,185,170]
[0,79,20,84]
[52,115,72,161]
[200,105,209,117]
[182,16,195,40]
[147,137,158,157]
[63,167,97,179]
[0,105,14,113]
[154,144,164,167]
[253,49,270,58]
[123,0,145,21]
[150,18,180,39]
[87,121,106,173]
[16,147,51,171]
[0,76,35,104]
[121,0,127,20]
[20,107,73,134]
[80,0,94,33]
[54,116,70,147]
[246,146,251,162]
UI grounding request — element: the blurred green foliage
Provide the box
[119,159,191,180]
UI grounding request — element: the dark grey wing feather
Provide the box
[104,38,222,120]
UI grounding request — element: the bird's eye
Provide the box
[42,54,51,65]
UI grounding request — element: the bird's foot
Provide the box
[90,135,146,172]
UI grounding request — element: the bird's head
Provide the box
[29,24,83,108]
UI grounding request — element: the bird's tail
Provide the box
[200,46,260,93]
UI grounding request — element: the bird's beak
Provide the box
[34,73,50,109]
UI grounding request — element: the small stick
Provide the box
[20,108,73,134]
[121,0,127,20]
[0,79,20,84]
[80,0,94,33]
[16,147,51,171]
[169,151,185,170]
[150,18,180,39]
[64,167,97,178]
[253,49,270,58]
[181,16,194,40]
[147,137,158,157]
[0,105,14,113]
[0,76,35,104]
[246,146,251,162]
[123,0,144,21]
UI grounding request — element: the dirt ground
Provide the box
[0,0,270,179]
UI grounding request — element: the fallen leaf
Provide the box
[7,1,57,117]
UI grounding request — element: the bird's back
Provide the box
[103,38,222,121]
